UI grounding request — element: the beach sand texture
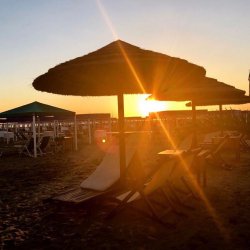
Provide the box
[0,137,250,250]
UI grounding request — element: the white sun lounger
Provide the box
[52,134,138,203]
[80,135,137,191]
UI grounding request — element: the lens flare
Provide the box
[96,0,229,241]
[139,97,168,117]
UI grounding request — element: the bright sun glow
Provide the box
[138,97,168,117]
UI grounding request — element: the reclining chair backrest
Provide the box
[80,134,138,191]
[143,153,195,196]
[211,134,229,156]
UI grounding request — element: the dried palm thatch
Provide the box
[151,77,245,102]
[32,40,206,96]
[32,39,207,179]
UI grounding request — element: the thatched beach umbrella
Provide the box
[185,94,250,135]
[32,40,206,179]
[152,77,245,101]
[150,77,246,146]
[185,95,250,107]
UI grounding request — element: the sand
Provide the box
[0,139,250,250]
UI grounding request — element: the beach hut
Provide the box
[32,39,206,179]
[0,101,76,157]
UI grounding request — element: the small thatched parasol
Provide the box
[150,77,246,147]
[185,93,250,135]
[151,77,245,102]
[32,40,206,179]
[185,95,250,107]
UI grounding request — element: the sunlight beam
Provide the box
[96,0,146,94]
[154,112,230,241]
[96,0,229,241]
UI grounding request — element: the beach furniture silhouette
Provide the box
[37,136,51,155]
[108,149,203,225]
[240,134,250,151]
[14,131,23,141]
[199,131,221,148]
[14,137,35,157]
[198,134,231,178]
[52,134,138,203]
[176,134,194,150]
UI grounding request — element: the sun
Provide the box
[138,96,168,117]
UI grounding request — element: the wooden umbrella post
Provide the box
[219,104,223,136]
[74,114,78,151]
[118,93,126,183]
[191,101,197,148]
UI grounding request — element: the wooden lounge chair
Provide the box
[51,134,138,204]
[199,131,221,148]
[108,150,203,225]
[198,135,232,179]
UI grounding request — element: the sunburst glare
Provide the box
[138,96,168,117]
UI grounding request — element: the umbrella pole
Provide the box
[118,93,126,182]
[191,101,197,148]
[219,104,223,136]
[74,114,78,150]
[88,119,92,144]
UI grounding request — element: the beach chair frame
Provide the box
[108,150,204,225]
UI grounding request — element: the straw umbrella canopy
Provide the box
[32,40,206,179]
[150,77,246,146]
[185,95,250,107]
[185,93,250,135]
[152,77,245,102]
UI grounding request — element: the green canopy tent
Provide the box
[150,77,246,147]
[0,101,76,157]
[32,39,206,180]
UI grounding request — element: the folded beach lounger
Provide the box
[108,150,204,225]
[200,134,232,170]
[52,135,138,204]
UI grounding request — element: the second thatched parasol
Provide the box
[150,77,246,147]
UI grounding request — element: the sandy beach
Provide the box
[1,136,250,250]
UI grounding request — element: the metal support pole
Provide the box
[32,114,37,157]
[88,119,92,144]
[38,116,41,141]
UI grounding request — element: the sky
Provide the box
[0,0,250,117]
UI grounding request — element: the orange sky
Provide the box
[0,1,249,117]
